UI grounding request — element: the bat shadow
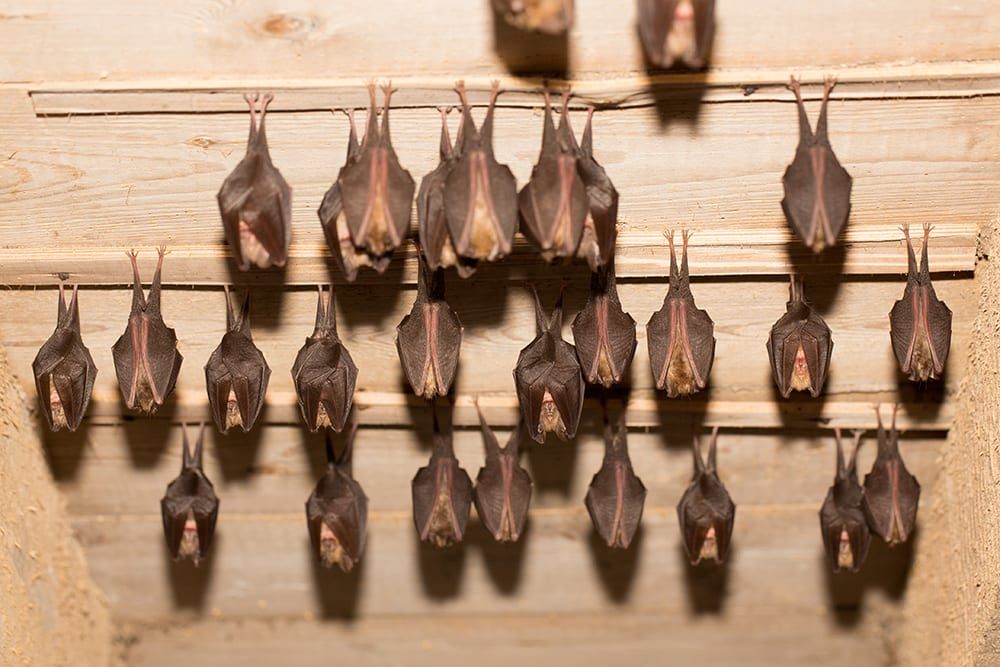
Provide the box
[783,241,848,306]
[37,414,92,481]
[587,525,644,604]
[677,544,732,615]
[334,262,407,329]
[416,537,468,600]
[307,538,363,621]
[211,417,268,482]
[165,531,219,611]
[471,518,531,595]
[896,375,948,422]
[299,427,333,480]
[120,408,178,469]
[221,264,290,328]
[490,4,569,77]
[524,431,580,498]
[769,381,832,431]
[653,387,713,451]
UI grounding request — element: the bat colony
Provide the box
[30,2,947,575]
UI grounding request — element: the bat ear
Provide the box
[707,426,720,473]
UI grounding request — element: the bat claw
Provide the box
[489,79,501,105]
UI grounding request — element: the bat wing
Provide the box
[781,147,820,247]
[160,494,188,559]
[684,301,716,386]
[819,148,852,247]
[692,0,717,67]
[190,488,220,556]
[34,330,98,432]
[474,460,507,539]
[432,303,463,396]
[417,163,454,271]
[143,316,183,405]
[383,151,417,247]
[801,317,833,397]
[819,492,870,573]
[549,340,585,438]
[636,0,675,66]
[926,286,953,375]
[888,287,917,372]
[518,156,588,259]
[862,460,921,544]
[396,308,432,395]
[293,340,358,432]
[444,152,518,261]
[585,462,647,548]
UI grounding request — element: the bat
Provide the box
[205,287,271,434]
[306,423,368,572]
[676,426,735,565]
[160,423,219,567]
[217,93,292,271]
[444,81,518,265]
[637,0,716,69]
[819,429,871,573]
[513,286,585,444]
[766,276,832,398]
[472,400,533,543]
[292,285,358,432]
[889,224,952,382]
[319,83,416,281]
[111,248,183,414]
[781,76,853,253]
[571,259,637,388]
[411,405,474,548]
[573,108,619,273]
[862,404,920,546]
[646,231,715,397]
[395,251,463,399]
[492,0,574,34]
[32,283,97,432]
[584,408,646,549]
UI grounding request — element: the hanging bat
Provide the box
[889,224,952,382]
[395,251,463,399]
[637,0,716,69]
[205,287,271,434]
[292,285,358,432]
[781,76,853,253]
[306,423,368,572]
[676,426,735,565]
[573,108,619,273]
[766,276,832,398]
[111,248,183,414]
[819,429,871,574]
[160,423,219,567]
[472,400,532,543]
[444,81,518,265]
[319,83,415,281]
[862,404,920,546]
[217,93,292,271]
[514,286,585,444]
[492,0,574,34]
[585,408,646,549]
[411,405,474,548]
[32,283,97,432]
[571,259,637,388]
[646,231,715,397]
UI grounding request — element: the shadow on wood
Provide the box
[678,543,732,615]
[587,525,644,603]
[212,414,268,482]
[121,400,179,468]
[525,434,579,498]
[38,411,92,481]
[490,3,569,77]
[472,518,531,595]
[165,531,219,611]
[307,537,364,620]
[416,537,468,600]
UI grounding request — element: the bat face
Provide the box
[395,254,463,399]
[573,108,619,273]
[572,261,637,388]
[111,248,183,414]
[32,284,98,432]
[217,93,292,271]
[766,276,832,398]
[862,405,921,546]
[411,408,474,548]
[473,403,533,543]
[676,427,735,565]
[513,287,585,444]
[646,231,715,397]
[493,0,574,34]
[160,424,219,567]
[781,76,853,253]
[444,81,518,264]
[819,429,871,573]
[306,425,368,572]
[204,287,271,434]
[585,411,646,549]
[889,224,952,382]
[292,286,358,432]
[637,0,716,69]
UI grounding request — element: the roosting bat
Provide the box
[32,283,97,432]
[205,287,271,434]
[306,423,368,572]
[514,286,585,444]
[646,231,715,397]
[292,286,358,432]
[396,252,463,399]
[493,0,574,34]
[637,0,716,69]
[585,409,646,549]
[573,108,620,273]
[319,83,416,281]
[473,401,533,543]
[160,424,219,567]
[819,429,871,573]
[889,224,952,382]
[217,93,292,270]
[781,76,853,253]
[862,405,920,546]
[766,276,832,398]
[677,426,735,565]
[411,406,474,548]
[111,248,183,414]
[572,260,637,388]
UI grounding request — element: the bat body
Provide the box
[412,407,474,548]
[572,260,637,388]
[514,287,585,444]
[32,284,97,432]
[493,0,574,34]
[637,0,716,69]
[862,405,920,546]
[160,424,219,566]
[585,410,646,549]
[573,108,619,272]
[677,427,735,565]
[473,402,533,543]
[781,77,853,253]
[319,84,416,281]
[111,248,182,414]
[819,429,871,573]
[646,231,715,397]
[205,287,270,434]
[767,276,832,398]
[217,93,292,270]
[292,286,358,432]
[889,224,952,382]
[396,253,463,398]
[306,425,368,572]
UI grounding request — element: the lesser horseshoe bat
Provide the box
[585,409,646,549]
[819,429,871,573]
[411,405,474,548]
[637,0,716,69]
[473,400,533,543]
[766,276,832,398]
[493,0,574,34]
[571,259,637,388]
[573,107,620,273]
[160,423,219,567]
[677,426,735,565]
[862,404,920,546]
